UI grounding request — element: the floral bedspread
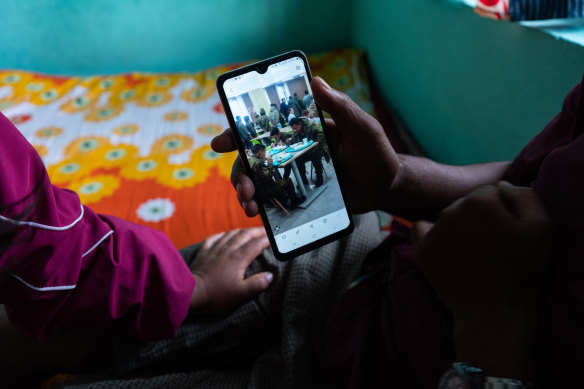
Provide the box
[0,49,375,248]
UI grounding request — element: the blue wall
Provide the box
[2,0,584,164]
[353,0,584,164]
[0,0,353,75]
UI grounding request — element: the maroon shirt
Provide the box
[317,79,584,388]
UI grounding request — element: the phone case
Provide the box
[216,50,354,261]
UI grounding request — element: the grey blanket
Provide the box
[66,212,387,389]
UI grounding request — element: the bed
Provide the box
[0,49,382,249]
[1,49,392,388]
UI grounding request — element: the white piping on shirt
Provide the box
[0,204,84,231]
[10,273,76,292]
[7,223,114,293]
[82,230,113,258]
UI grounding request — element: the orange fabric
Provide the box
[0,49,376,248]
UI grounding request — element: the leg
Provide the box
[283,165,292,179]
[279,177,306,207]
[311,153,324,187]
[294,154,310,185]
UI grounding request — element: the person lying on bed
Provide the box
[0,111,275,381]
[211,75,584,387]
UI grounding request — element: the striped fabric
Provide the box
[510,0,584,20]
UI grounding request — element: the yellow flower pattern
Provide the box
[113,124,139,136]
[1,50,372,216]
[96,144,139,169]
[85,105,124,122]
[191,145,234,179]
[47,159,94,185]
[151,134,194,155]
[71,174,120,204]
[197,124,223,136]
[157,162,209,189]
[63,136,111,159]
[35,127,63,138]
[164,111,188,122]
[120,156,166,180]
[181,85,215,103]
[136,90,173,107]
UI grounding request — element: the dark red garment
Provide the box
[317,78,584,388]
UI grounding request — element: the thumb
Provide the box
[241,272,274,298]
[211,129,237,153]
[311,77,373,129]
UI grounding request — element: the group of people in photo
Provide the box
[234,90,329,212]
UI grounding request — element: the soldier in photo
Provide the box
[244,116,257,138]
[289,117,330,187]
[235,115,253,150]
[270,126,292,146]
[248,144,306,208]
[257,108,271,133]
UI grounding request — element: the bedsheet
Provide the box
[0,49,376,249]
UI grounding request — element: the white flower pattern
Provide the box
[136,198,176,223]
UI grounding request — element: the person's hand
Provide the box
[413,181,552,380]
[286,138,292,144]
[267,156,273,165]
[189,228,273,315]
[211,77,400,216]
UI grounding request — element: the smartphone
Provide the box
[216,50,353,260]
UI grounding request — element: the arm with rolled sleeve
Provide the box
[0,112,195,341]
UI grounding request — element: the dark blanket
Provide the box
[64,212,387,389]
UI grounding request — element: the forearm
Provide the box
[383,155,510,221]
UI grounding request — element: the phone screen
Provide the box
[220,54,351,256]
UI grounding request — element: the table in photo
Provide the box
[274,141,326,208]
[251,126,293,141]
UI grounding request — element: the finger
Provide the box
[324,118,336,130]
[211,129,237,153]
[312,77,375,130]
[240,271,274,299]
[231,157,255,201]
[242,200,260,217]
[496,181,549,223]
[202,231,227,250]
[411,220,435,271]
[237,234,271,268]
[207,229,242,256]
[323,118,341,152]
[219,228,267,257]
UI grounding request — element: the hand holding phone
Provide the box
[212,76,401,220]
[216,51,354,260]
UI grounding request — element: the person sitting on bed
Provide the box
[0,110,275,383]
[211,75,584,388]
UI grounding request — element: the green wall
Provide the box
[353,0,584,164]
[2,0,584,164]
[0,0,352,75]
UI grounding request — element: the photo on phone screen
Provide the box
[218,53,352,258]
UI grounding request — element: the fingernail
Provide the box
[236,183,242,193]
[241,201,247,210]
[265,273,274,283]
